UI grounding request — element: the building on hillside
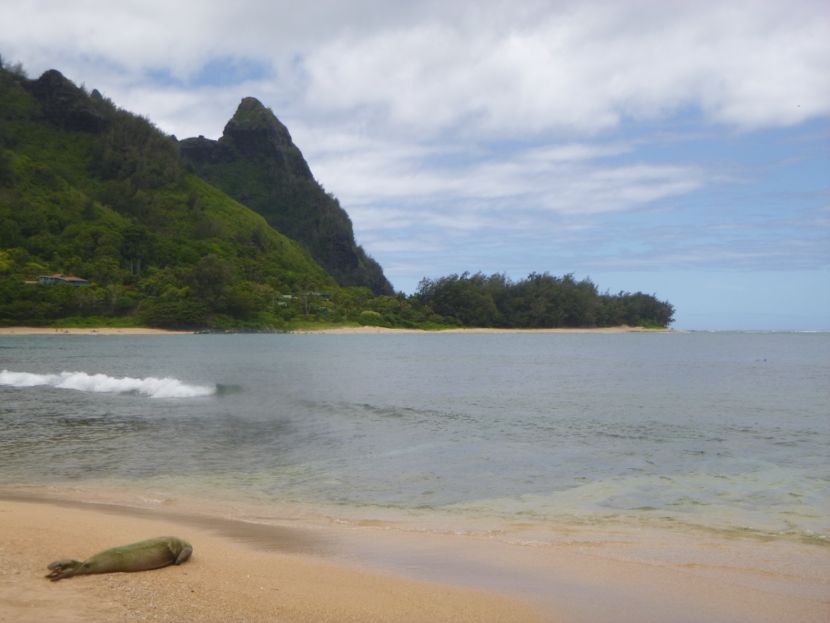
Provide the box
[38,273,89,286]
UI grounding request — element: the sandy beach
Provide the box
[0,494,546,623]
[1,489,827,623]
[0,327,194,335]
[293,325,670,335]
[0,325,669,336]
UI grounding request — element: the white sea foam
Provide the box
[0,369,215,398]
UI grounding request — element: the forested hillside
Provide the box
[0,62,333,328]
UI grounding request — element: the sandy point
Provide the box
[0,327,193,335]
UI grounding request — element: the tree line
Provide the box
[414,272,674,328]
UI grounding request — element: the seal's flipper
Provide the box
[174,543,192,565]
[46,559,82,581]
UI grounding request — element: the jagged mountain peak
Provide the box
[226,97,286,132]
[214,97,311,178]
[180,99,394,295]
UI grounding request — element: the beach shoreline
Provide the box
[0,493,547,623]
[0,326,194,335]
[2,486,827,623]
[293,325,671,334]
[0,324,669,336]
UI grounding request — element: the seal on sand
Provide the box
[46,536,192,581]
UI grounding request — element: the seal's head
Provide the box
[46,559,83,581]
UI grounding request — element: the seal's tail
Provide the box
[46,559,82,581]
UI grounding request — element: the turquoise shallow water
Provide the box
[1,332,828,541]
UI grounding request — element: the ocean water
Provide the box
[1,332,828,542]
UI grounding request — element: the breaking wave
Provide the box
[0,369,216,398]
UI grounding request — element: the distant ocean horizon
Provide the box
[1,332,828,544]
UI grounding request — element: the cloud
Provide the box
[302,0,830,136]
[307,137,705,221]
[5,0,829,138]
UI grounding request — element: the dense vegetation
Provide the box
[0,62,333,329]
[415,272,674,328]
[0,58,674,330]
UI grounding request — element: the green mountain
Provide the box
[0,64,335,328]
[0,59,674,330]
[180,98,394,295]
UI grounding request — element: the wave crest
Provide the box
[0,369,215,398]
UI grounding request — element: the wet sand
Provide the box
[1,489,827,623]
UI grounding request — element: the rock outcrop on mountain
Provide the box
[24,69,108,133]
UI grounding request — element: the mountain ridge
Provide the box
[180,98,393,295]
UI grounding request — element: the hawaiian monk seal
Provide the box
[46,536,192,581]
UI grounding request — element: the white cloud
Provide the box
[5,0,828,138]
[309,137,704,222]
[302,0,830,136]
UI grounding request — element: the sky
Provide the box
[2,0,828,330]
